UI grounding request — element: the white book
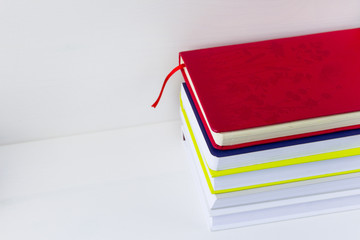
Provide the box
[210,194,360,231]
[182,125,360,230]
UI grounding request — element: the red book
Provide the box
[179,28,360,150]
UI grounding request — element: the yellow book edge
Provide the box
[180,95,360,194]
[180,95,360,177]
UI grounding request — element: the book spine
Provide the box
[179,53,223,150]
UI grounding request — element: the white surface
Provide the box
[1,0,360,145]
[1,122,360,239]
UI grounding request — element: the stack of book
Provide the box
[178,28,360,230]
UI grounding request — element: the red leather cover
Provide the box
[179,28,360,150]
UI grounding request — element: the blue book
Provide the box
[181,83,360,171]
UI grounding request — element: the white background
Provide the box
[1,0,359,145]
[1,0,360,239]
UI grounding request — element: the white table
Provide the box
[1,121,360,240]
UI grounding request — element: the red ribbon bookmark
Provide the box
[151,64,185,108]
